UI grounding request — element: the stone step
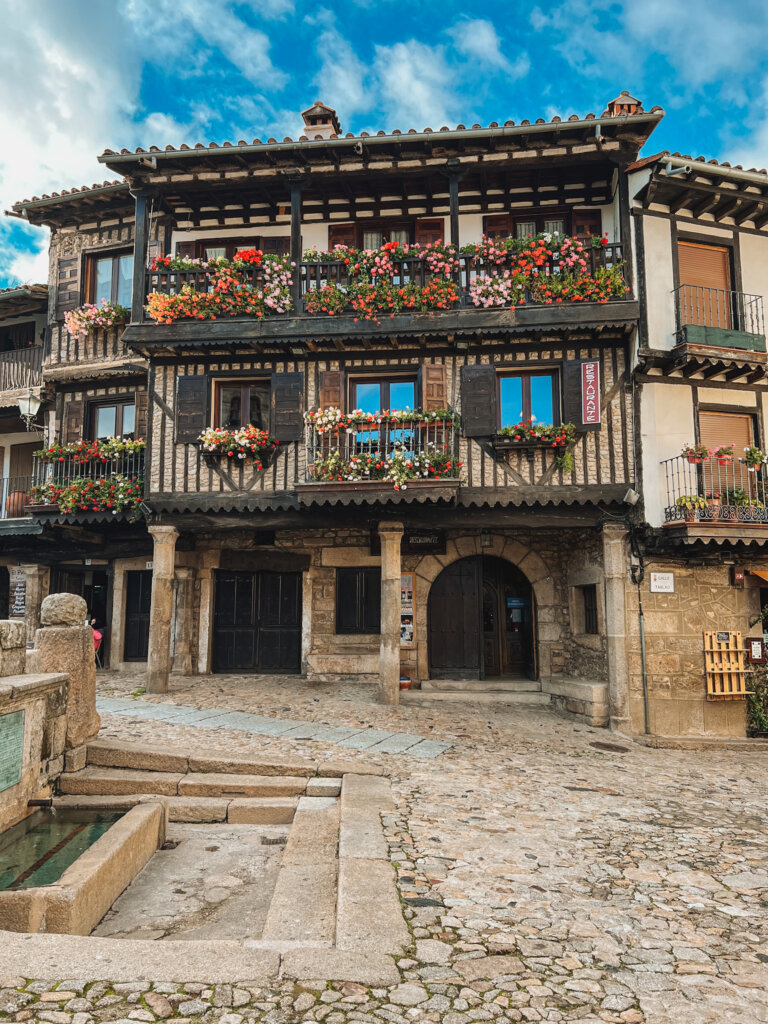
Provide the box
[86,739,317,778]
[59,766,309,799]
[400,690,551,706]
[54,792,299,824]
[420,679,542,693]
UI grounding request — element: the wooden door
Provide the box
[9,442,36,482]
[213,570,301,673]
[482,578,501,676]
[213,571,257,672]
[257,571,301,673]
[428,558,481,678]
[123,570,152,662]
[678,241,732,328]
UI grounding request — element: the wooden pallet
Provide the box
[703,631,752,700]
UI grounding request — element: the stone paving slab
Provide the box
[97,698,449,759]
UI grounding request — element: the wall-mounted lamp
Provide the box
[17,391,41,431]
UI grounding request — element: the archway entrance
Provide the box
[428,556,535,680]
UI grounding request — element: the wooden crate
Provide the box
[703,631,752,700]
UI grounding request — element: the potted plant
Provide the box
[675,494,706,522]
[712,444,735,465]
[705,492,722,520]
[744,445,767,473]
[681,443,710,464]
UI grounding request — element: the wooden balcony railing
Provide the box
[662,454,768,526]
[0,346,43,391]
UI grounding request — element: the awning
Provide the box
[750,569,768,581]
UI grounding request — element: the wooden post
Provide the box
[147,525,178,693]
[617,168,634,290]
[378,521,404,705]
[289,179,303,313]
[131,189,154,324]
[602,522,630,731]
[449,174,460,248]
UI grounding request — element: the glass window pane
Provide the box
[362,231,383,250]
[389,229,409,245]
[389,380,415,411]
[530,375,555,426]
[95,258,112,305]
[354,382,381,414]
[248,384,269,429]
[121,404,135,438]
[544,219,564,236]
[220,386,243,428]
[205,246,227,260]
[499,377,524,427]
[95,406,116,439]
[116,255,133,307]
[516,221,536,239]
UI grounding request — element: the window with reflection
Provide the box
[499,371,558,428]
[90,251,133,307]
[215,381,270,430]
[91,400,136,440]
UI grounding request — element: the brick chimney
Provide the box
[300,101,342,140]
[604,91,643,117]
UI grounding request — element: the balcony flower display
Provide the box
[744,445,767,470]
[496,420,577,472]
[305,408,458,434]
[35,437,145,463]
[681,443,711,463]
[31,475,143,515]
[197,425,277,468]
[311,441,462,491]
[64,300,130,337]
[712,444,735,464]
[146,251,294,323]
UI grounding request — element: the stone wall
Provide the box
[624,561,765,737]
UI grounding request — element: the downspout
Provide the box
[628,521,650,734]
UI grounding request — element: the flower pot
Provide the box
[682,508,698,523]
[686,456,703,464]
[5,490,28,517]
[717,457,732,466]
[399,677,412,691]
[706,499,721,521]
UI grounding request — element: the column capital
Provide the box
[148,525,179,544]
[601,521,629,537]
[378,521,404,537]
[174,567,195,580]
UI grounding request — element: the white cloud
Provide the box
[372,40,454,129]
[447,19,529,79]
[309,10,371,120]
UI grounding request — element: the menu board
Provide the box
[9,567,25,620]
[400,573,414,648]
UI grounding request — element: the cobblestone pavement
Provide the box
[2,670,767,1024]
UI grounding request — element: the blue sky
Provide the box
[2,0,768,287]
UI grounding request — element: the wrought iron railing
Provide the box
[662,454,768,525]
[673,285,764,337]
[31,450,145,514]
[305,417,459,485]
[0,346,43,391]
[0,476,33,519]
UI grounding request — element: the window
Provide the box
[89,251,133,307]
[350,376,416,414]
[677,241,733,329]
[90,399,136,440]
[499,371,558,427]
[581,585,598,635]
[215,380,270,430]
[336,567,381,634]
[485,212,571,239]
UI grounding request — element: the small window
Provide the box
[516,221,537,239]
[89,251,133,307]
[582,585,598,635]
[90,398,136,440]
[499,371,558,427]
[350,376,417,414]
[543,218,565,236]
[215,380,270,430]
[336,567,381,634]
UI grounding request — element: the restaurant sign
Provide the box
[581,360,601,426]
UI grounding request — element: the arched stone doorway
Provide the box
[428,555,535,680]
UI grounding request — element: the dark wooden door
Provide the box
[123,570,152,662]
[213,570,301,673]
[482,579,501,676]
[428,558,481,678]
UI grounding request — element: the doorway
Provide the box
[50,565,111,664]
[212,570,301,673]
[428,555,534,679]
[123,570,152,662]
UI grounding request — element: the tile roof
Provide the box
[12,179,128,209]
[626,150,768,177]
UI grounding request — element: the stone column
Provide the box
[378,521,404,706]
[172,567,195,676]
[147,526,178,694]
[602,523,631,732]
[109,564,126,670]
[37,593,100,749]
[196,549,219,674]
[20,564,50,645]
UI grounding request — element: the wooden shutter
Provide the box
[678,241,732,328]
[175,374,209,442]
[176,241,197,259]
[270,371,304,442]
[318,370,344,409]
[460,365,497,437]
[260,236,290,255]
[415,219,445,246]
[328,224,356,249]
[63,399,84,443]
[134,389,149,439]
[147,240,162,265]
[420,363,447,411]
[699,411,753,451]
[483,215,513,239]
[55,257,81,318]
[9,442,37,479]
[573,210,602,238]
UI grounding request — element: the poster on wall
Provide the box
[400,573,414,648]
[9,568,25,620]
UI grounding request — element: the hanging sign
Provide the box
[370,528,446,555]
[9,567,25,620]
[747,638,766,664]
[581,360,601,425]
[400,573,415,648]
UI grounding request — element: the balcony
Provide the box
[673,285,765,352]
[0,346,43,393]
[662,454,768,534]
[30,444,145,520]
[298,414,462,505]
[0,476,33,519]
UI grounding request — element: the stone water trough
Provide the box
[0,594,166,934]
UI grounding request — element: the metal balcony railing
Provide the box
[673,285,764,337]
[305,416,459,485]
[32,449,145,487]
[662,454,768,525]
[0,346,43,391]
[0,476,33,519]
